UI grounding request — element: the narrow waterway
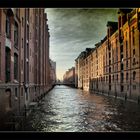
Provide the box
[23,85,140,132]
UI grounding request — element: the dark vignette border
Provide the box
[0,0,140,140]
[0,0,139,8]
[0,132,140,140]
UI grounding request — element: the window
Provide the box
[116,74,118,81]
[121,63,123,70]
[21,87,23,96]
[120,45,123,53]
[109,52,111,58]
[15,88,18,97]
[132,26,135,46]
[133,49,135,55]
[121,85,124,92]
[109,85,111,90]
[133,71,136,80]
[109,67,111,73]
[6,13,11,38]
[121,73,124,83]
[14,53,18,80]
[109,60,111,65]
[26,91,28,100]
[14,21,18,48]
[126,73,128,81]
[109,75,111,83]
[5,47,11,82]
[113,75,114,82]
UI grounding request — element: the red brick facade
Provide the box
[0,8,51,129]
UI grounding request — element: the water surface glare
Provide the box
[23,85,140,132]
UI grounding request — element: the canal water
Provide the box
[23,85,140,132]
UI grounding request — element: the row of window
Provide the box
[5,47,18,82]
[120,84,136,92]
[90,71,137,83]
[6,86,33,109]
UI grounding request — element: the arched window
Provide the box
[116,74,118,81]
[5,47,11,82]
[133,49,135,55]
[121,73,124,83]
[14,21,18,48]
[14,53,18,80]
[133,71,136,80]
[126,73,128,81]
[6,12,11,38]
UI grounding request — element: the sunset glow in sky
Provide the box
[45,8,118,80]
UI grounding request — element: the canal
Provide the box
[23,85,140,132]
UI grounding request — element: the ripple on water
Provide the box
[23,85,140,132]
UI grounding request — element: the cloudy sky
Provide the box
[45,8,118,80]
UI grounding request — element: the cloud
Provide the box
[46,8,118,80]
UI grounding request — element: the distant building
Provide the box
[63,67,75,86]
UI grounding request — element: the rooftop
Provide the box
[118,8,133,14]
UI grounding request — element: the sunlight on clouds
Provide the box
[45,8,118,80]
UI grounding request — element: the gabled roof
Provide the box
[95,42,101,48]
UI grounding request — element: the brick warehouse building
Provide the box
[63,67,75,86]
[0,8,51,129]
[75,8,140,103]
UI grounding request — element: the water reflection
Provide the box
[23,85,140,132]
